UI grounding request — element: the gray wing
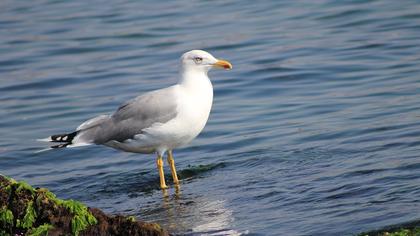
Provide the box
[76,86,178,144]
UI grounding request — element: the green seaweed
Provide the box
[36,188,98,235]
[2,181,98,236]
[387,229,410,236]
[0,230,10,236]
[27,223,54,236]
[382,228,420,236]
[43,189,59,202]
[17,201,36,229]
[0,208,13,225]
[361,227,420,236]
[36,188,61,206]
[63,200,97,236]
[179,163,226,179]
[0,176,9,189]
[1,176,14,196]
[379,229,407,236]
[127,216,137,222]
[0,175,15,183]
[4,185,11,195]
[15,181,35,194]
[2,176,176,236]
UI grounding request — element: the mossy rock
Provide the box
[0,174,168,236]
[359,220,420,236]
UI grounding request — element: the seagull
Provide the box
[40,50,232,189]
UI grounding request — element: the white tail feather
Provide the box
[37,137,52,142]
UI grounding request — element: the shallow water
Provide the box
[1,0,420,235]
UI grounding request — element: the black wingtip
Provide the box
[50,131,78,143]
[50,143,71,149]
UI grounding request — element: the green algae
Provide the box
[0,175,167,236]
[27,223,54,236]
[0,208,13,225]
[374,228,419,236]
[0,230,9,236]
[36,189,98,235]
[378,228,420,236]
[178,163,226,179]
[1,177,34,197]
[127,215,137,222]
[36,188,61,205]
[3,185,12,196]
[385,229,411,236]
[15,181,35,194]
[360,226,420,236]
[64,200,97,236]
[17,201,36,229]
[0,175,15,184]
[1,177,97,236]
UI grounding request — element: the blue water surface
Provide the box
[1,0,420,235]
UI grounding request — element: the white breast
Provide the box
[177,78,214,144]
[136,74,213,152]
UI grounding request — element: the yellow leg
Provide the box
[156,154,168,189]
[167,150,180,185]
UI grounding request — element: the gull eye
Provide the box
[194,57,203,64]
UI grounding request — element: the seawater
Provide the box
[1,1,420,235]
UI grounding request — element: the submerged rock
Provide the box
[0,175,168,236]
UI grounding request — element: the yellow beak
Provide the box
[213,59,233,70]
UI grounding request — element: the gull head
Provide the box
[181,50,232,73]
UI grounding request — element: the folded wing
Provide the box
[74,86,179,145]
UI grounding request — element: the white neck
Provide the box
[178,67,212,91]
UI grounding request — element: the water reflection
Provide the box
[156,186,242,235]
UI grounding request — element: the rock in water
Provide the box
[0,175,168,236]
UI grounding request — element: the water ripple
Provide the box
[1,0,420,235]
